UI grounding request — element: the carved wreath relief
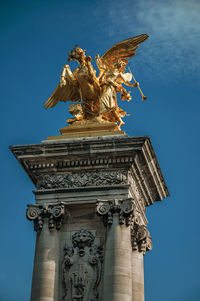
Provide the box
[62,230,103,301]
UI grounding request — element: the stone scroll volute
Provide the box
[96,198,135,226]
[26,203,65,231]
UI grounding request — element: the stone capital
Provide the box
[96,198,135,226]
[131,223,152,255]
[26,202,65,231]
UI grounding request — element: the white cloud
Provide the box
[94,0,200,84]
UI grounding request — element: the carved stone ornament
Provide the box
[62,230,103,301]
[37,170,128,190]
[131,224,152,254]
[96,198,135,226]
[26,203,65,231]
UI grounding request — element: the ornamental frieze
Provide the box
[128,171,141,200]
[36,170,128,190]
[62,229,103,301]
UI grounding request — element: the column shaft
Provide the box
[31,221,60,301]
[132,251,144,301]
[103,214,132,301]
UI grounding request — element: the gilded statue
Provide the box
[44,34,148,128]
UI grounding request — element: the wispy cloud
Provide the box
[94,0,200,84]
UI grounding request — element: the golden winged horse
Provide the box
[44,34,148,127]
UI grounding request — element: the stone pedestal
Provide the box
[10,135,169,300]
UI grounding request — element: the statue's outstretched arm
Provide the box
[123,81,138,88]
[95,54,107,82]
[120,73,139,88]
[95,54,105,72]
[60,64,75,87]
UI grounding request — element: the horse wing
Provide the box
[100,34,149,70]
[43,78,80,109]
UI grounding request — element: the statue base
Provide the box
[46,120,125,140]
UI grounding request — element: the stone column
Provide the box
[131,224,152,301]
[132,251,144,301]
[26,204,65,301]
[96,199,134,301]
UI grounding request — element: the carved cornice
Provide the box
[96,199,135,226]
[28,156,134,170]
[10,136,169,205]
[26,203,65,231]
[131,223,152,255]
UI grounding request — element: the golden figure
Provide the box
[44,34,148,128]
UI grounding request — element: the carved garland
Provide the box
[26,203,65,231]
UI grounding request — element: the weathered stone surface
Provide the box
[30,222,60,301]
[10,135,169,301]
[102,215,133,301]
[132,251,144,301]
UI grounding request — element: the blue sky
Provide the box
[1,0,200,300]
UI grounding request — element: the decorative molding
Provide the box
[128,171,148,224]
[36,170,128,190]
[28,156,133,170]
[11,136,169,204]
[26,206,44,231]
[96,198,135,226]
[131,223,152,254]
[128,171,141,200]
[62,230,103,301]
[26,203,65,231]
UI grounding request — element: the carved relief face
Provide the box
[62,229,103,301]
[72,229,95,250]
